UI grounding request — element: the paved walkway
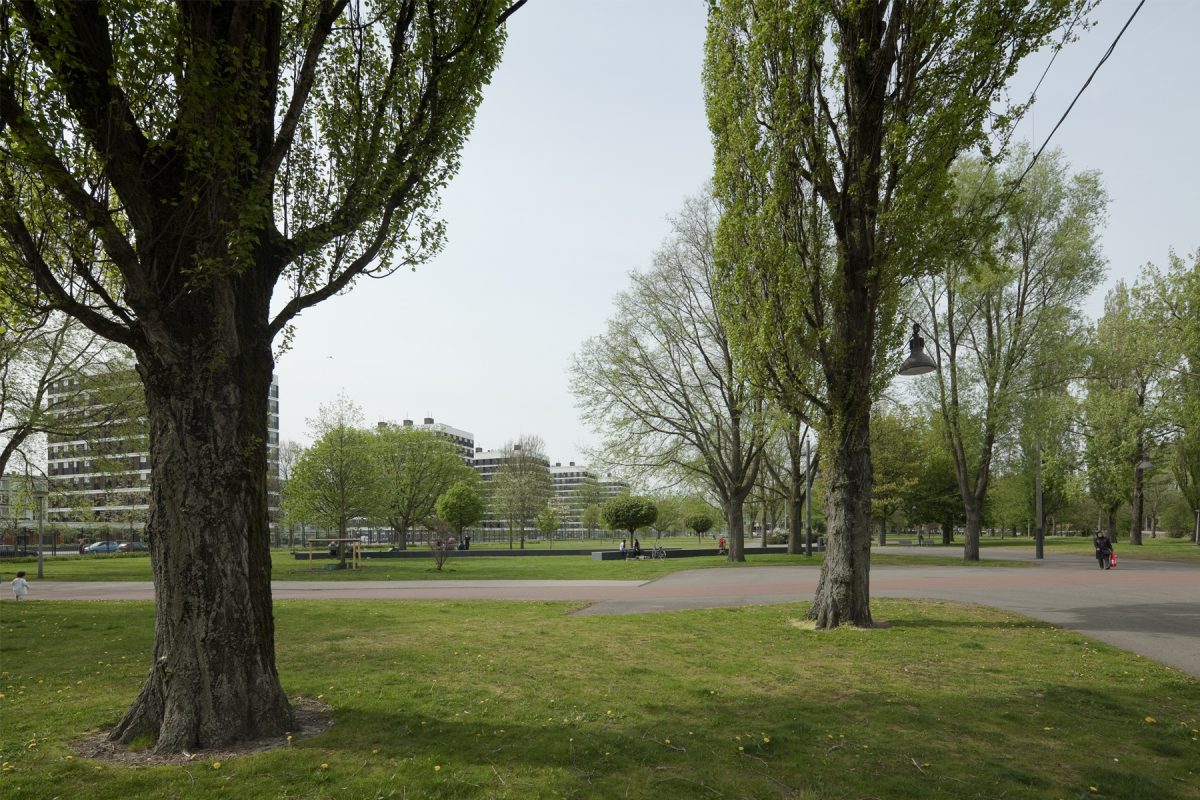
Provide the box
[17,549,1200,679]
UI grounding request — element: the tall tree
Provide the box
[1155,252,1200,541]
[491,435,553,550]
[705,0,1083,625]
[0,0,521,751]
[276,439,303,547]
[914,149,1104,559]
[870,406,921,546]
[373,425,473,549]
[1089,277,1175,544]
[572,193,766,561]
[287,397,375,556]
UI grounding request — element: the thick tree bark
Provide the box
[807,414,873,628]
[109,327,292,752]
[786,430,804,555]
[1129,464,1145,546]
[725,498,747,562]
[963,499,983,561]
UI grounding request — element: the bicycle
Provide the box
[652,545,668,560]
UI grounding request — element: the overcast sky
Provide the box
[275,0,1200,467]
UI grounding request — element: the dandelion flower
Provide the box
[212,762,221,770]
[434,765,441,772]
[763,737,770,743]
[1145,716,1157,724]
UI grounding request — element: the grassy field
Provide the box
[0,548,1031,583]
[1,599,1196,800]
[3,534,1194,583]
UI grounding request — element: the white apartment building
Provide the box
[377,417,475,464]
[471,443,552,534]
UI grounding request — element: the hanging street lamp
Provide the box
[898,323,937,376]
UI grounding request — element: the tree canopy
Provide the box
[601,495,658,537]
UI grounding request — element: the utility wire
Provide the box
[996,0,1147,211]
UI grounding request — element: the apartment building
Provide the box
[549,462,597,534]
[376,417,475,464]
[471,443,552,534]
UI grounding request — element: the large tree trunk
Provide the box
[807,415,873,628]
[725,498,747,562]
[963,498,983,561]
[787,482,803,555]
[786,429,806,555]
[1129,463,1145,546]
[109,333,291,752]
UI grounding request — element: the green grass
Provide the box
[0,548,1029,583]
[1,599,1197,799]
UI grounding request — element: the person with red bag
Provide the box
[1094,532,1114,570]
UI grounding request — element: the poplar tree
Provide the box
[705,0,1083,626]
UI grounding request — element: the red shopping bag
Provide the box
[1109,552,1117,568]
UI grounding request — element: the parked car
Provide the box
[85,540,121,554]
[117,541,149,552]
[0,544,36,558]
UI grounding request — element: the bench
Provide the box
[894,539,913,546]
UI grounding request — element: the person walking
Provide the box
[1094,532,1114,570]
[11,571,30,601]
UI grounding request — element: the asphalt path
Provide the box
[14,548,1199,679]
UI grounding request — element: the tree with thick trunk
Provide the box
[705,0,1084,626]
[1,0,521,753]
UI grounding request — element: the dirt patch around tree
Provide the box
[71,696,334,767]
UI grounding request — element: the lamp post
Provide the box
[898,323,936,552]
[33,481,48,579]
[1034,438,1043,560]
[804,438,814,557]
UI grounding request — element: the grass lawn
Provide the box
[978,534,1200,564]
[1,599,1197,799]
[0,549,1030,583]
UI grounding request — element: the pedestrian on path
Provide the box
[11,571,30,601]
[1094,532,1113,570]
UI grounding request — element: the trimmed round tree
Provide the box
[601,496,658,539]
[435,482,484,541]
[685,513,714,543]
